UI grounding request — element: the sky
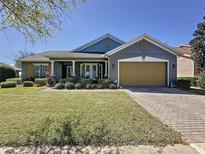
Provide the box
[0,0,204,65]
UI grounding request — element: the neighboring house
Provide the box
[19,33,180,87]
[176,45,196,77]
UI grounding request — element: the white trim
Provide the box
[106,34,179,56]
[72,61,76,76]
[33,63,49,66]
[50,61,55,75]
[51,59,107,62]
[72,33,125,52]
[117,56,170,87]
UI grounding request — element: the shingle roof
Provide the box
[19,53,50,62]
[43,51,106,59]
[175,44,192,56]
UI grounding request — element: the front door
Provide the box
[85,64,97,79]
[66,66,73,78]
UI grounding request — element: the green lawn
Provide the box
[0,87,183,146]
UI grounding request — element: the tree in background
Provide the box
[189,16,205,72]
[12,51,34,68]
[190,16,205,88]
[0,0,84,42]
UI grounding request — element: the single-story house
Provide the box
[20,33,181,87]
[176,45,198,77]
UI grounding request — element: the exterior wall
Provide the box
[109,39,177,85]
[177,56,194,77]
[21,62,51,81]
[78,38,122,53]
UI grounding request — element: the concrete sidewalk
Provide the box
[0,144,199,154]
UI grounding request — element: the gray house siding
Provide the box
[54,62,62,81]
[109,39,177,85]
[21,63,28,81]
[77,38,122,53]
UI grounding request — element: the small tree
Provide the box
[189,16,205,72]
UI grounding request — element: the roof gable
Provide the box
[72,33,125,53]
[106,34,181,56]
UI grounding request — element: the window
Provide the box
[34,64,48,78]
[105,40,111,48]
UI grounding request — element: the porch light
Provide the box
[172,64,176,69]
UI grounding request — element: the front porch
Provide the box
[51,60,109,81]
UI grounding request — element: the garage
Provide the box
[119,62,167,86]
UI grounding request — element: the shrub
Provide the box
[176,80,190,89]
[177,77,200,87]
[96,84,104,89]
[90,84,97,89]
[6,78,21,85]
[65,82,75,89]
[53,83,65,89]
[60,78,74,84]
[35,78,47,86]
[0,64,16,82]
[198,76,205,89]
[46,74,55,87]
[75,83,82,89]
[85,84,91,89]
[98,79,113,87]
[0,81,16,88]
[80,78,91,87]
[23,81,34,87]
[109,84,117,89]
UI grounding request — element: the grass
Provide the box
[0,87,183,146]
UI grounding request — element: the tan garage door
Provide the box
[119,62,166,86]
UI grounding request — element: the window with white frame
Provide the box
[80,63,103,79]
[33,64,48,77]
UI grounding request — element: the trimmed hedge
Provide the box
[59,78,74,84]
[176,80,190,89]
[98,79,113,88]
[6,78,21,85]
[0,64,16,82]
[80,78,91,87]
[0,81,16,88]
[35,78,47,86]
[23,81,34,87]
[75,83,82,89]
[177,77,200,87]
[65,82,75,89]
[53,83,65,89]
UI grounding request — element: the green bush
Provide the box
[35,78,47,86]
[96,84,104,89]
[198,76,205,89]
[6,78,21,85]
[60,78,74,84]
[90,84,97,89]
[80,78,91,87]
[98,79,113,88]
[85,84,92,89]
[23,81,34,87]
[0,81,16,88]
[0,64,16,82]
[53,83,65,89]
[75,83,82,89]
[109,84,117,89]
[176,80,190,89]
[177,77,200,87]
[65,82,75,89]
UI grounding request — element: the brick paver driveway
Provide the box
[126,87,205,143]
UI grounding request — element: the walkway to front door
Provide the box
[126,87,205,143]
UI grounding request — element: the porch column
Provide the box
[51,60,55,75]
[72,61,76,76]
[104,61,108,77]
